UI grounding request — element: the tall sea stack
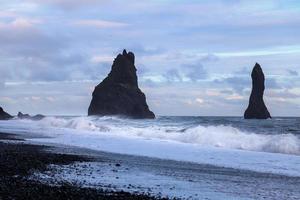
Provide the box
[244,63,271,119]
[88,50,155,119]
[0,107,12,120]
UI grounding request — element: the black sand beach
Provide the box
[0,133,170,200]
[1,130,300,199]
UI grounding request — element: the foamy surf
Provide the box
[0,116,300,177]
[22,116,300,155]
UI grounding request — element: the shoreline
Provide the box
[0,132,170,200]
[1,131,300,199]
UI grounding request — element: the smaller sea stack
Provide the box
[18,112,45,120]
[244,63,271,119]
[0,107,12,120]
[88,50,155,119]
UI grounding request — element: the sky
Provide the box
[0,0,300,116]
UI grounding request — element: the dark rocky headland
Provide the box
[88,50,155,119]
[244,63,271,119]
[0,107,12,120]
[17,112,45,120]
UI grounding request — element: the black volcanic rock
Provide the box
[244,63,271,119]
[18,112,30,119]
[0,107,12,120]
[88,50,155,119]
[31,114,45,120]
[18,112,45,120]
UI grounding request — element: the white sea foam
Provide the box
[1,116,300,176]
[33,116,300,155]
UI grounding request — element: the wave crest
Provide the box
[36,116,300,155]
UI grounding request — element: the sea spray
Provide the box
[1,116,300,176]
[22,116,300,155]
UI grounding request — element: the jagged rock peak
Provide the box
[88,50,155,119]
[122,49,135,64]
[108,49,137,87]
[244,63,271,119]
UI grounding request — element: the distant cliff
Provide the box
[244,63,271,119]
[17,112,45,120]
[0,107,12,120]
[88,50,155,119]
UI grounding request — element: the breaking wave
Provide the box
[33,116,300,155]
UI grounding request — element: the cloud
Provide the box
[13,18,41,27]
[268,89,300,99]
[91,55,114,63]
[123,45,166,56]
[198,53,219,63]
[195,98,204,104]
[183,62,207,81]
[136,64,149,76]
[215,76,250,93]
[0,81,95,115]
[162,59,210,83]
[0,21,108,82]
[0,17,68,81]
[0,17,66,57]
[0,15,114,83]
[214,75,282,94]
[287,69,299,76]
[0,17,42,30]
[72,19,129,29]
[266,78,282,89]
[171,1,300,28]
[0,0,300,116]
[225,94,244,100]
[29,0,107,9]
[0,11,18,18]
[220,89,234,95]
[163,69,183,82]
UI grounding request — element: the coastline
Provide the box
[1,131,300,199]
[0,132,170,200]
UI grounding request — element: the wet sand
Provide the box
[42,143,300,199]
[1,132,300,199]
[0,132,170,200]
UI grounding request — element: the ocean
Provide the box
[1,116,300,199]
[1,116,299,154]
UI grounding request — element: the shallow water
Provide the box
[1,116,300,199]
[0,116,300,176]
[2,116,299,154]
